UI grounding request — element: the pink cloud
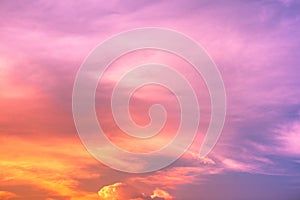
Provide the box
[275,121,300,156]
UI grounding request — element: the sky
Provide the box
[0,0,300,199]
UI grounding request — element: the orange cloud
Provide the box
[0,191,19,199]
[98,163,221,200]
[0,136,101,199]
[150,188,173,200]
[98,182,124,200]
[98,182,147,200]
[98,182,174,200]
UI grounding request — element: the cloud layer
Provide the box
[0,0,300,199]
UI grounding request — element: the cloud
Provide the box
[1,0,300,199]
[0,136,102,199]
[222,159,254,172]
[0,191,19,199]
[98,182,127,200]
[96,163,221,200]
[98,182,174,200]
[150,189,173,200]
[275,120,300,157]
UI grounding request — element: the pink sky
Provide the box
[0,0,300,199]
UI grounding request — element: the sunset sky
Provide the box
[1,0,300,200]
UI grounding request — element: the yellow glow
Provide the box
[98,182,123,200]
[0,136,99,199]
[150,188,173,199]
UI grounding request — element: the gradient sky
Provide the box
[1,0,300,199]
